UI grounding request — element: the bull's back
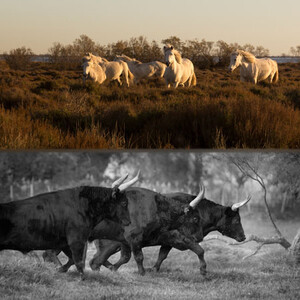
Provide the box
[125,188,160,233]
[0,188,81,251]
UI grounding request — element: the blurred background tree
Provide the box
[0,152,298,221]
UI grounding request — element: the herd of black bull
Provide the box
[0,172,251,279]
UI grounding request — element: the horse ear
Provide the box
[170,46,173,50]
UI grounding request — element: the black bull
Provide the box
[0,186,131,277]
[44,187,248,276]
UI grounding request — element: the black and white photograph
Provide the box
[0,151,299,299]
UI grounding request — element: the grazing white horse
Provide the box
[83,53,133,87]
[82,59,106,84]
[163,45,196,88]
[228,50,279,84]
[114,54,166,84]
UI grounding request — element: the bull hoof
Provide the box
[80,273,87,281]
[90,264,100,271]
[109,265,118,272]
[58,266,68,273]
[138,269,146,276]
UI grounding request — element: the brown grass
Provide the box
[0,61,300,148]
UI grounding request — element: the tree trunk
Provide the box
[9,184,14,201]
[281,191,288,214]
[291,228,300,264]
[30,178,34,197]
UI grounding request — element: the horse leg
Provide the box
[152,245,172,272]
[173,82,179,88]
[117,77,122,86]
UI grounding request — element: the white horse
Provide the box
[228,50,279,84]
[83,53,133,87]
[82,59,106,84]
[114,54,166,84]
[163,45,196,88]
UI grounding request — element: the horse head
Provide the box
[163,45,182,67]
[82,60,93,83]
[228,50,243,72]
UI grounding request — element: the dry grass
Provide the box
[0,218,299,299]
[0,61,300,148]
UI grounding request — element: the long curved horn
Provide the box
[189,185,205,209]
[111,173,129,188]
[231,195,251,211]
[118,170,140,192]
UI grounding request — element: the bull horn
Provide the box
[111,173,129,188]
[231,195,251,211]
[118,170,140,192]
[189,185,205,209]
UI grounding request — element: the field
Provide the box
[0,217,299,299]
[0,61,300,149]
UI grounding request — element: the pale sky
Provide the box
[1,0,299,55]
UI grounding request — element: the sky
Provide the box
[1,0,299,55]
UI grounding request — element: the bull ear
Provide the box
[118,170,140,192]
[231,195,251,211]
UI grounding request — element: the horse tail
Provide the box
[120,61,132,87]
[273,66,279,83]
[191,72,197,86]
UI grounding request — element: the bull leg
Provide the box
[89,240,121,271]
[131,244,145,275]
[159,230,207,276]
[111,244,131,271]
[69,241,87,279]
[58,247,74,273]
[42,250,62,266]
[152,245,172,272]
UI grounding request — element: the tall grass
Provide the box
[0,61,300,148]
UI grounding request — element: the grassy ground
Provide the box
[0,62,300,148]
[0,218,299,299]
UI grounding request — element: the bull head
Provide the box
[231,195,251,211]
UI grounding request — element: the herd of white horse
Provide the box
[82,46,279,88]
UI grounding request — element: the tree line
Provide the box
[2,34,273,70]
[0,152,299,219]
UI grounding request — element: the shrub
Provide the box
[3,47,34,70]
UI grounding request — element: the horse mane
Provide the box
[120,54,133,61]
[163,44,182,64]
[173,49,182,64]
[120,54,142,64]
[238,50,256,63]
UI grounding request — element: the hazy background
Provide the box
[1,151,299,220]
[1,0,299,55]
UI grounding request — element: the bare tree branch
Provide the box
[203,234,291,259]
